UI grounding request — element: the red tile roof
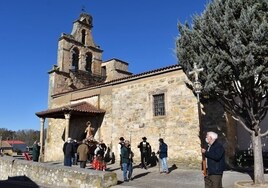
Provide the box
[35,102,105,119]
[4,140,26,145]
[52,64,181,97]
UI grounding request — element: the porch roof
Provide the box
[35,102,105,119]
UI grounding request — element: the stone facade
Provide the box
[36,12,236,168]
[44,65,203,167]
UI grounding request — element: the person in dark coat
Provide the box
[72,139,79,165]
[201,131,225,188]
[121,140,133,182]
[126,141,134,180]
[32,141,40,162]
[77,139,89,168]
[63,137,74,167]
[137,137,151,169]
[157,138,168,173]
[148,152,158,167]
[118,137,125,170]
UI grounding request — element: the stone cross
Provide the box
[189,63,203,82]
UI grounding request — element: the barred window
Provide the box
[153,94,165,116]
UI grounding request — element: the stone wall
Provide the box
[107,70,201,167]
[0,156,117,188]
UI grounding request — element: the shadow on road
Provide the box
[132,172,151,180]
[168,164,178,173]
[0,175,39,188]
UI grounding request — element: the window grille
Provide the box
[153,94,165,116]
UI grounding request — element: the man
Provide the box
[201,131,225,188]
[137,137,151,169]
[72,139,79,165]
[32,141,40,162]
[121,140,133,182]
[77,139,89,168]
[118,137,125,170]
[157,138,168,174]
[63,137,74,167]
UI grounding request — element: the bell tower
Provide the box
[57,13,103,74]
[48,13,105,97]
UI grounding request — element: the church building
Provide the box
[36,12,237,167]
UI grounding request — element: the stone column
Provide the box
[64,113,71,141]
[39,117,45,162]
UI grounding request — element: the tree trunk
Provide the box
[252,132,265,184]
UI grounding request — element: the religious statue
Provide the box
[85,121,95,140]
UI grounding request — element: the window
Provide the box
[81,29,86,45]
[85,52,92,73]
[101,66,106,77]
[71,48,79,71]
[153,94,165,116]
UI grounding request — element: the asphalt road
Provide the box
[108,162,267,188]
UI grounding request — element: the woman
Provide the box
[32,141,40,162]
[93,140,107,171]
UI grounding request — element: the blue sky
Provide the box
[0,0,209,131]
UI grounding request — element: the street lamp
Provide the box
[189,63,203,136]
[189,63,206,176]
[193,81,202,102]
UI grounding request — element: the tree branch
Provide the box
[260,129,268,137]
[232,116,254,134]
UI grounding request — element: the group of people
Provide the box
[118,136,169,182]
[63,121,110,170]
[63,120,225,188]
[63,137,109,171]
[118,131,225,188]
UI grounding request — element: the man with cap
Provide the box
[63,137,75,167]
[137,137,151,169]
